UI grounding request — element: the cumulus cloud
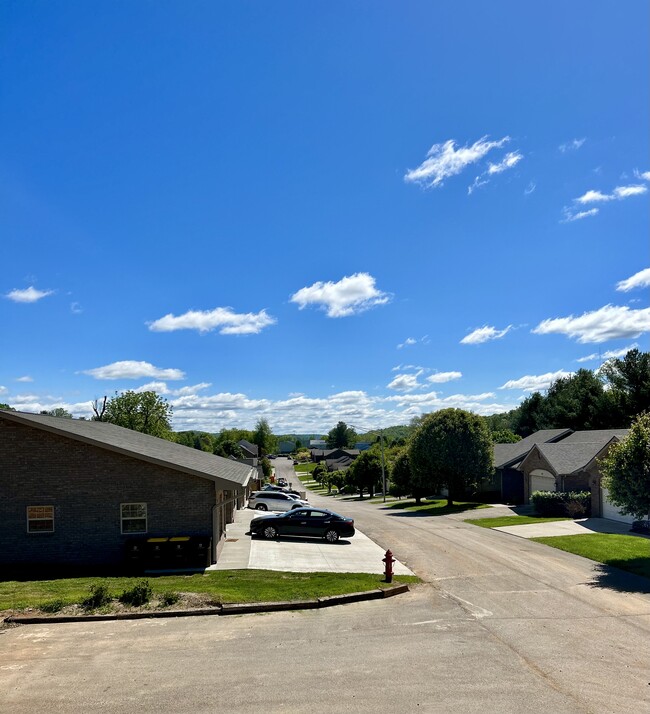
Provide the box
[387,372,423,392]
[81,360,186,380]
[426,371,462,384]
[5,286,54,303]
[405,136,510,189]
[559,138,586,153]
[499,370,573,391]
[460,325,513,345]
[576,344,638,363]
[574,184,647,204]
[290,273,390,318]
[0,385,6,395]
[134,381,211,396]
[616,268,650,292]
[148,307,276,335]
[634,169,650,181]
[532,305,650,344]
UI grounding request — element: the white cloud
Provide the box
[426,371,462,384]
[81,360,186,380]
[134,381,211,396]
[616,268,650,292]
[635,170,650,181]
[391,364,426,372]
[524,181,536,195]
[290,273,390,318]
[70,302,83,314]
[148,307,276,335]
[5,286,54,303]
[499,370,573,391]
[15,376,33,383]
[487,151,523,175]
[387,372,423,392]
[577,343,639,363]
[397,337,417,349]
[613,184,647,199]
[575,190,612,204]
[533,304,650,344]
[460,325,512,345]
[0,385,6,395]
[559,138,586,153]
[405,136,510,189]
[561,207,599,222]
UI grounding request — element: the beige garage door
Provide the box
[530,473,556,494]
[601,487,635,524]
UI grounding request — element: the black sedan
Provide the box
[250,508,355,543]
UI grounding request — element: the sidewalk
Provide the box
[494,517,646,539]
[208,507,413,575]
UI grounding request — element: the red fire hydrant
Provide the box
[383,549,395,583]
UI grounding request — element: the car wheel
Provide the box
[263,525,278,540]
[324,529,339,543]
[256,504,268,511]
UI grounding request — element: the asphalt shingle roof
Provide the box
[493,429,573,468]
[560,429,629,445]
[530,441,616,475]
[1,410,254,489]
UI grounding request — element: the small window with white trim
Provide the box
[120,503,147,534]
[27,505,55,533]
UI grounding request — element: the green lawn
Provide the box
[465,516,571,528]
[381,499,490,516]
[294,462,316,473]
[531,534,650,580]
[0,570,419,613]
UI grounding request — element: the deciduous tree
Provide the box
[327,421,357,449]
[409,408,493,506]
[600,413,650,521]
[101,390,173,439]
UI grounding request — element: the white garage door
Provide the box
[601,487,635,524]
[530,473,556,494]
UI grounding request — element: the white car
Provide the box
[248,491,309,512]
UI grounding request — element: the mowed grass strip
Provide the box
[0,570,419,612]
[294,463,316,474]
[531,534,650,580]
[465,516,571,528]
[382,499,490,516]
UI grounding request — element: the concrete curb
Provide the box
[4,584,409,625]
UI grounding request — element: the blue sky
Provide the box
[1,1,649,433]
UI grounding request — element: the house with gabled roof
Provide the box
[0,409,255,571]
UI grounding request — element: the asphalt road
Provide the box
[2,478,650,713]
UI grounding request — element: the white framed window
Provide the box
[27,505,55,533]
[120,503,147,534]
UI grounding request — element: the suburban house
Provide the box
[311,448,360,464]
[492,428,630,522]
[1,410,255,571]
[325,454,356,472]
[237,439,259,462]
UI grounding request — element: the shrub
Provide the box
[531,490,591,517]
[159,591,180,607]
[82,583,112,610]
[119,579,153,607]
[38,599,66,613]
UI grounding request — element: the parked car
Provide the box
[250,508,355,542]
[276,477,288,487]
[248,491,309,512]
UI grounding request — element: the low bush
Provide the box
[531,490,591,518]
[119,579,153,607]
[38,598,66,613]
[159,591,180,607]
[82,583,112,610]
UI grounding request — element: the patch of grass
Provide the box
[465,516,571,528]
[159,591,180,607]
[0,571,420,613]
[382,499,490,516]
[294,463,316,474]
[531,534,650,579]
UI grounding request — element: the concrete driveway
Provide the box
[494,517,645,539]
[209,506,413,575]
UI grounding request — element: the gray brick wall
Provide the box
[0,420,217,567]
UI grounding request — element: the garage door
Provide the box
[601,487,635,524]
[530,473,556,494]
